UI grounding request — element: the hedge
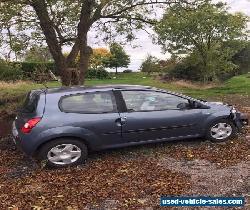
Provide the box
[0,62,23,81]
[0,61,110,81]
[86,67,110,79]
[14,62,56,77]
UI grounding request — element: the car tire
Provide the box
[37,138,88,168]
[206,119,237,142]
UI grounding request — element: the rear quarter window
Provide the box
[60,92,116,114]
[21,91,42,113]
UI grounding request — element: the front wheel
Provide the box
[206,119,237,142]
[37,138,88,168]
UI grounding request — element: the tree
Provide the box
[24,45,53,62]
[232,41,250,74]
[0,3,29,61]
[105,43,130,74]
[154,1,249,82]
[140,55,159,75]
[140,55,176,74]
[0,0,191,86]
[89,48,112,69]
[75,47,112,69]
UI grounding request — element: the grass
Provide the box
[0,72,249,118]
[0,81,58,118]
[85,73,250,98]
[0,81,59,98]
[1,72,250,99]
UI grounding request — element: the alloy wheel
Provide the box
[210,122,232,140]
[47,144,82,165]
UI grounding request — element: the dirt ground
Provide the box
[0,95,249,210]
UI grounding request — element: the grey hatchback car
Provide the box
[12,85,248,168]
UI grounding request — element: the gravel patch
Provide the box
[159,157,250,209]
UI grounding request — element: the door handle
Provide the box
[120,116,127,123]
[115,117,127,126]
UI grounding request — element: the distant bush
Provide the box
[165,61,202,81]
[162,53,239,82]
[0,60,23,81]
[16,62,110,79]
[140,55,179,75]
[0,60,110,81]
[86,67,110,79]
[123,69,133,73]
[17,62,56,77]
[231,42,250,76]
[140,55,161,75]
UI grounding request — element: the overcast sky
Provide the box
[88,0,250,72]
[1,0,249,70]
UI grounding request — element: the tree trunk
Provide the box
[69,0,94,85]
[73,33,92,85]
[78,46,92,85]
[115,66,118,74]
[32,0,95,86]
[200,52,208,83]
[59,62,71,86]
[31,0,72,86]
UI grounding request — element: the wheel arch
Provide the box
[205,110,234,128]
[31,125,102,156]
[198,113,233,136]
[33,135,91,158]
[205,117,237,142]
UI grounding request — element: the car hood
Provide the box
[204,101,232,111]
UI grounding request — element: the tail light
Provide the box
[21,117,41,134]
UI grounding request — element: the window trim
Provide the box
[113,90,127,113]
[58,91,118,114]
[120,89,192,113]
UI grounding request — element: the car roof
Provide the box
[44,84,153,95]
[35,84,200,102]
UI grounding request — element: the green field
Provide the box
[1,72,250,98]
[0,72,249,119]
[84,73,250,98]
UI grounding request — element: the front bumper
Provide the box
[233,112,248,131]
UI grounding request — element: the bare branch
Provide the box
[91,0,111,23]
[101,15,156,25]
[100,0,184,18]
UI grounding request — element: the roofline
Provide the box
[43,84,153,94]
[32,84,200,102]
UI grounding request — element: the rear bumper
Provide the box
[12,135,23,152]
[12,121,33,156]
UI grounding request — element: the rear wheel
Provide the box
[37,138,88,168]
[206,119,237,142]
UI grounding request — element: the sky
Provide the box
[1,0,249,70]
[88,0,250,72]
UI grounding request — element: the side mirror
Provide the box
[177,102,189,110]
[193,101,202,109]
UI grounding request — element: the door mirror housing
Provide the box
[177,102,190,110]
[193,101,201,108]
[192,101,209,109]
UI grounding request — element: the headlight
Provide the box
[231,107,237,114]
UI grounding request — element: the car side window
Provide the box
[121,91,190,112]
[60,92,116,113]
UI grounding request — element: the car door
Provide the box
[59,90,123,148]
[118,90,206,142]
